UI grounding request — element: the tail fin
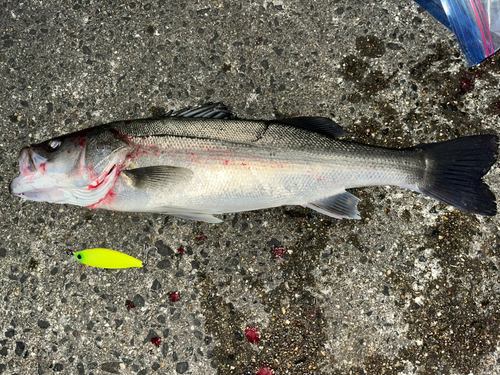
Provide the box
[416,135,498,216]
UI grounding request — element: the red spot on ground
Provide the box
[271,245,286,259]
[308,310,319,318]
[67,150,71,153]
[39,163,46,173]
[125,300,135,309]
[177,246,184,254]
[245,327,260,343]
[168,292,180,302]
[196,233,207,244]
[257,367,273,375]
[460,76,474,93]
[151,337,161,347]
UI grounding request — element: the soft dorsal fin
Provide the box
[274,117,348,139]
[164,102,235,119]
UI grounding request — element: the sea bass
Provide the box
[10,103,498,222]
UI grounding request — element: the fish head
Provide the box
[10,127,132,206]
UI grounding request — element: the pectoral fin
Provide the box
[306,192,361,219]
[123,166,194,190]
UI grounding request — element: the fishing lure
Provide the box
[74,248,143,269]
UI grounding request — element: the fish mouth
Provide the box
[18,147,37,176]
[10,147,68,202]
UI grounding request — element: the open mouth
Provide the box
[19,147,37,176]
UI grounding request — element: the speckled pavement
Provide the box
[1,1,500,374]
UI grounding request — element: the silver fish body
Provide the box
[10,103,498,222]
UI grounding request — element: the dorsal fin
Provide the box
[164,102,235,119]
[274,117,348,139]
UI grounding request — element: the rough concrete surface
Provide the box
[1,1,500,374]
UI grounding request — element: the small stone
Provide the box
[53,363,64,372]
[176,362,189,374]
[151,279,162,291]
[37,320,50,329]
[100,361,121,374]
[157,259,171,270]
[15,341,25,356]
[5,329,15,338]
[133,294,145,308]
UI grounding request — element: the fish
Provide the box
[10,102,498,222]
[74,248,143,268]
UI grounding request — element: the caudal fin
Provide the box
[416,135,498,216]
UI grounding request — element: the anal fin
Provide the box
[306,192,361,220]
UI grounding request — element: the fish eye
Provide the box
[77,254,82,260]
[46,139,61,152]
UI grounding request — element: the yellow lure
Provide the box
[74,248,143,269]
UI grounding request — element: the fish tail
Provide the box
[416,134,498,216]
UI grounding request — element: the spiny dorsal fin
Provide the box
[164,102,235,119]
[274,117,348,139]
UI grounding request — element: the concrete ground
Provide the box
[1,0,500,374]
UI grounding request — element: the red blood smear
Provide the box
[39,163,46,173]
[125,300,135,309]
[197,233,207,244]
[177,246,185,254]
[460,77,474,93]
[87,190,117,209]
[168,292,180,302]
[78,138,87,147]
[308,310,319,318]
[110,127,134,142]
[151,337,161,347]
[271,245,286,259]
[245,327,260,343]
[257,367,273,375]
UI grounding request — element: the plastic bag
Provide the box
[415,0,500,65]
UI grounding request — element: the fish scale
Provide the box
[10,102,498,222]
